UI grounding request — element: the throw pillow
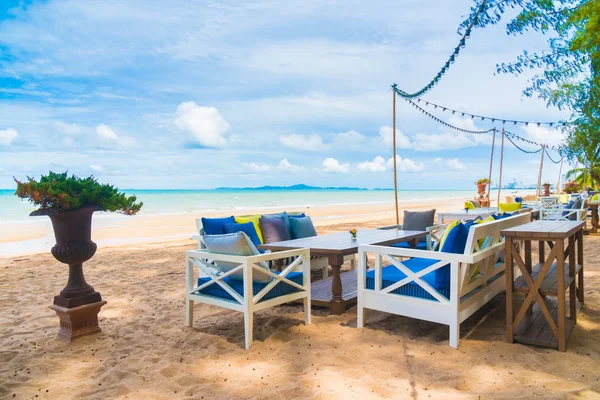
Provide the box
[223,222,263,249]
[289,216,317,239]
[201,216,235,235]
[499,203,522,213]
[202,232,272,283]
[259,216,291,243]
[568,199,582,220]
[235,215,264,243]
[261,211,290,233]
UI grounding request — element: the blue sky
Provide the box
[0,0,570,189]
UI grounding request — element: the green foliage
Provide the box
[565,142,600,188]
[476,178,492,184]
[464,0,600,164]
[14,171,143,215]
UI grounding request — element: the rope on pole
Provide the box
[536,145,546,197]
[488,127,496,205]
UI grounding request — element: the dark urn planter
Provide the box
[32,206,107,341]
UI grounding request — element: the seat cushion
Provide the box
[392,241,430,250]
[223,222,263,249]
[197,271,303,303]
[289,216,317,239]
[201,216,235,235]
[202,232,272,283]
[259,216,291,243]
[365,258,450,300]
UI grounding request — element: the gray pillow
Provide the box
[202,232,272,283]
[289,216,317,239]
[261,211,290,233]
[569,199,582,221]
[259,216,291,243]
[470,199,481,208]
[403,209,436,231]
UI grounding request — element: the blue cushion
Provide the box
[515,197,523,203]
[491,212,513,220]
[223,222,263,250]
[289,216,317,239]
[392,241,430,250]
[563,200,575,216]
[288,213,306,218]
[197,271,303,302]
[440,222,471,254]
[202,216,235,235]
[365,258,450,300]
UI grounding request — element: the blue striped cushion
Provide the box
[197,271,303,302]
[365,257,450,301]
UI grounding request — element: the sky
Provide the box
[0,0,572,190]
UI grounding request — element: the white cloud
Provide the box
[278,159,307,173]
[322,157,349,173]
[90,164,103,172]
[358,156,387,172]
[245,162,271,172]
[386,155,424,172]
[279,134,327,151]
[54,121,82,136]
[0,128,18,145]
[378,126,411,149]
[96,124,136,148]
[174,102,229,148]
[522,125,564,147]
[333,130,365,146]
[434,157,467,171]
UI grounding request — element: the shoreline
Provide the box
[1,197,467,258]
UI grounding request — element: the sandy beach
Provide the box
[1,202,600,400]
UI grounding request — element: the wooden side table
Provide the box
[590,201,600,234]
[502,220,584,352]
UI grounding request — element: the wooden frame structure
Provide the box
[357,213,531,348]
[185,248,311,349]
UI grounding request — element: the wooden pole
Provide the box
[497,128,505,206]
[392,89,399,225]
[556,157,564,194]
[488,127,496,205]
[536,144,545,197]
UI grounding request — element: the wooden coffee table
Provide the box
[259,229,426,315]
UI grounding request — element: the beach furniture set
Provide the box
[185,209,585,351]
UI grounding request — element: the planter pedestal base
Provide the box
[49,301,107,342]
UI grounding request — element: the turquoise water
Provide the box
[0,188,476,223]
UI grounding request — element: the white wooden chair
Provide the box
[357,213,531,348]
[540,198,588,226]
[194,217,356,277]
[186,248,311,349]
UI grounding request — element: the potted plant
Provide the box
[542,182,551,197]
[564,181,580,194]
[476,178,491,195]
[14,171,142,341]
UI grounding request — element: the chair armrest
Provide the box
[359,244,475,264]
[186,248,311,264]
[378,224,404,230]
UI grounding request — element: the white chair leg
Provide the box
[322,265,328,278]
[304,297,311,325]
[449,322,459,348]
[350,255,356,270]
[357,298,365,328]
[244,310,253,350]
[186,298,194,327]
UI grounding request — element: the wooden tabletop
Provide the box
[501,220,584,240]
[258,229,427,256]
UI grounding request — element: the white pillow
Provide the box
[202,232,272,283]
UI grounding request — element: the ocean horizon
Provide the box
[1,187,523,224]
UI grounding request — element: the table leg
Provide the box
[525,240,532,315]
[538,241,545,265]
[408,238,418,249]
[568,235,577,322]
[329,255,345,315]
[556,238,567,352]
[577,229,584,304]
[591,205,599,234]
[505,238,514,343]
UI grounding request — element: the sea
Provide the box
[0,188,483,223]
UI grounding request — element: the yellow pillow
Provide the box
[235,215,264,243]
[477,215,496,224]
[498,203,522,213]
[438,220,461,251]
[592,194,599,202]
[464,200,475,210]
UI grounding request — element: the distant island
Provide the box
[214,184,391,191]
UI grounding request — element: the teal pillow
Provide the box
[289,216,317,239]
[202,232,272,283]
